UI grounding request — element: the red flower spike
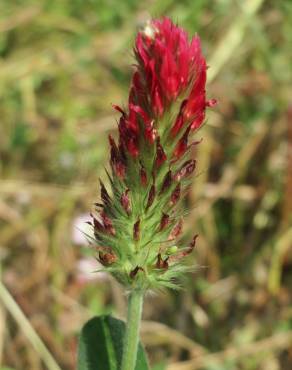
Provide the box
[160,170,172,194]
[121,189,131,215]
[92,18,216,290]
[112,17,216,163]
[155,138,167,167]
[132,18,215,125]
[159,213,170,231]
[133,219,141,241]
[170,183,181,205]
[173,159,196,181]
[146,184,156,209]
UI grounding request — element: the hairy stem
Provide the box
[121,289,144,370]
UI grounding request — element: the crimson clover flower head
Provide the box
[135,18,206,116]
[89,18,216,291]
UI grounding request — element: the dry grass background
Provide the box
[0,0,292,369]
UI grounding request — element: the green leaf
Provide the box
[77,315,149,370]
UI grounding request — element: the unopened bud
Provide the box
[140,163,148,186]
[160,170,172,194]
[155,253,169,269]
[133,218,141,241]
[130,266,144,279]
[159,213,170,231]
[99,251,117,266]
[173,126,191,159]
[146,184,156,209]
[101,212,116,236]
[170,183,181,205]
[155,137,167,167]
[169,234,198,263]
[168,219,183,240]
[92,214,104,233]
[109,135,126,178]
[100,180,111,205]
[121,189,131,214]
[173,159,196,181]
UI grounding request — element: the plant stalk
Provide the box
[121,289,144,370]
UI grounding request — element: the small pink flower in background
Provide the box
[77,258,108,284]
[72,214,109,283]
[71,213,94,246]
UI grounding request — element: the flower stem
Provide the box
[121,289,144,370]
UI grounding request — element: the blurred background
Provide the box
[0,0,292,369]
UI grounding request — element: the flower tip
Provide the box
[142,20,158,39]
